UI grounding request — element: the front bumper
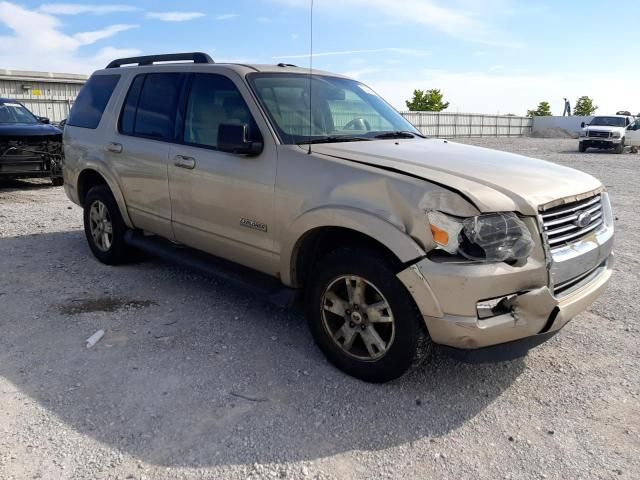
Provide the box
[398,219,614,358]
[580,138,621,148]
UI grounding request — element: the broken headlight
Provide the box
[427,211,534,262]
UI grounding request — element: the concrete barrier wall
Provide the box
[532,116,594,137]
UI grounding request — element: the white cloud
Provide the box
[215,13,238,20]
[39,3,140,15]
[146,12,206,22]
[0,2,138,73]
[275,48,431,59]
[74,24,137,44]
[342,67,380,79]
[489,64,505,71]
[272,0,522,47]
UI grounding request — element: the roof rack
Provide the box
[106,52,214,69]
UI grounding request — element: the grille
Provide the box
[554,261,606,298]
[540,195,604,249]
[588,130,610,138]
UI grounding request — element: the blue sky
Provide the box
[1,1,638,115]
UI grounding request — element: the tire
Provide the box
[83,185,131,265]
[578,142,586,153]
[51,176,64,187]
[305,248,431,383]
[615,138,625,154]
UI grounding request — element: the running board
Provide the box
[124,231,299,309]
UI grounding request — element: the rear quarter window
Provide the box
[67,74,120,129]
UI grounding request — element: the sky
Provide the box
[0,0,638,116]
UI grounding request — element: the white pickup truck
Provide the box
[579,114,640,153]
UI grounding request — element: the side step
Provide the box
[124,231,299,309]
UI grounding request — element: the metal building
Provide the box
[0,69,87,123]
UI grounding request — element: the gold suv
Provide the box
[62,53,614,382]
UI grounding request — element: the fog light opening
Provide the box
[477,294,517,320]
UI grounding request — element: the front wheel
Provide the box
[83,185,131,265]
[615,138,625,154]
[51,176,64,187]
[306,248,431,382]
[578,142,586,153]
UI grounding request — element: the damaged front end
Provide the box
[0,135,64,182]
[397,193,615,363]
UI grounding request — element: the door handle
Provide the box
[174,155,196,169]
[106,142,122,153]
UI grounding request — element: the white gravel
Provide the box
[0,138,638,480]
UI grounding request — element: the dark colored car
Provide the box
[0,98,64,186]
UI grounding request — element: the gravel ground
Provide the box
[0,138,638,480]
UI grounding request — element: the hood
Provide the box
[0,122,62,138]
[585,125,625,132]
[311,138,602,215]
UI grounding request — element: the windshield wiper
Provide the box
[373,131,424,139]
[300,136,371,145]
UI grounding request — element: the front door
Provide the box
[627,119,640,147]
[168,73,278,275]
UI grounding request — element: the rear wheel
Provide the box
[615,138,625,154]
[51,177,64,186]
[306,248,431,382]
[83,185,131,265]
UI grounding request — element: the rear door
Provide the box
[167,72,278,275]
[106,72,186,239]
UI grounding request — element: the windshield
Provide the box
[590,116,626,127]
[248,73,421,144]
[0,102,39,124]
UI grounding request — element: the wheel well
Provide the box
[77,169,108,207]
[293,227,403,288]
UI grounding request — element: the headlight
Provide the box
[579,130,587,137]
[427,211,534,262]
[611,132,621,138]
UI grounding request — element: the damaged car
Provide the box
[62,53,614,382]
[0,99,64,185]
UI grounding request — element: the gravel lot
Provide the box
[0,138,638,480]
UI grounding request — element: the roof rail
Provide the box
[106,52,214,69]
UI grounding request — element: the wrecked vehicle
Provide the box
[62,53,614,382]
[0,99,64,185]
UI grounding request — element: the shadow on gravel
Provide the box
[0,230,525,468]
[0,178,54,191]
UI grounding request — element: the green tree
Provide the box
[526,101,552,117]
[573,96,598,116]
[405,89,450,112]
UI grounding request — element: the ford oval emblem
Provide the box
[574,210,593,228]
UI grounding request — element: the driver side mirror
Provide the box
[37,116,50,124]
[217,123,263,156]
[580,121,585,128]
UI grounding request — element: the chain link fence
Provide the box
[399,111,532,138]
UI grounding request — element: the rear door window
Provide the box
[67,74,120,129]
[119,73,185,141]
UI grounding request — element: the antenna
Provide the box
[308,0,314,154]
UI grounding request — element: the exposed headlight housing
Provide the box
[611,131,621,138]
[427,211,534,262]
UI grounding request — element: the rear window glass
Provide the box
[129,73,184,140]
[67,74,120,129]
